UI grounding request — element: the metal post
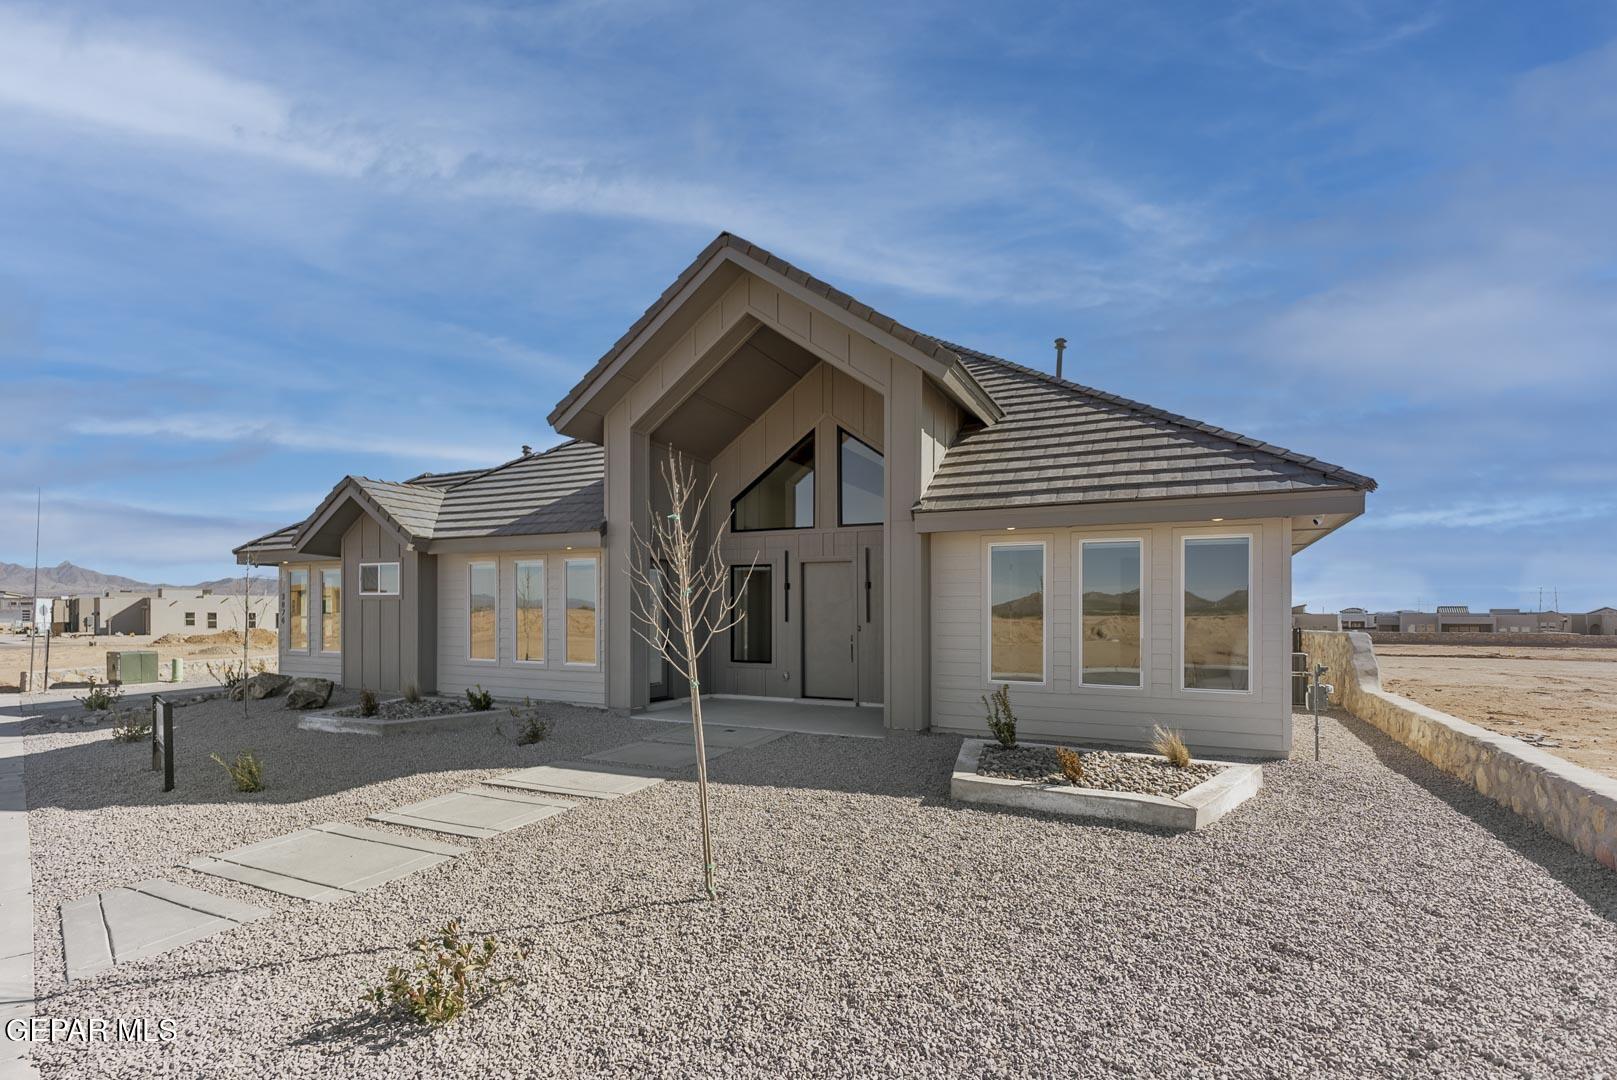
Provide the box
[1310,663,1328,762]
[151,695,174,792]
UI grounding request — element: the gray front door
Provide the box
[802,561,856,699]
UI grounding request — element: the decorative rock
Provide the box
[246,672,292,700]
[283,678,334,710]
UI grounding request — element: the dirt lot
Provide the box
[1377,643,1617,778]
[0,630,278,692]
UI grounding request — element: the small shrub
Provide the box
[1152,725,1192,769]
[465,685,494,711]
[77,676,123,712]
[205,658,267,690]
[110,714,152,742]
[1055,746,1085,785]
[982,684,1016,748]
[403,683,422,704]
[507,698,549,744]
[362,920,528,1027]
[211,750,264,792]
[358,689,379,717]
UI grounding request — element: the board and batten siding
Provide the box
[278,562,342,682]
[436,550,607,705]
[929,517,1294,755]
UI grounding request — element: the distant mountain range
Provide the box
[0,561,276,597]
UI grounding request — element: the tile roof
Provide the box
[916,345,1376,513]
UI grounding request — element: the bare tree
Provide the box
[628,452,756,901]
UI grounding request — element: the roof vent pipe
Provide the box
[1054,337,1067,380]
[521,445,532,456]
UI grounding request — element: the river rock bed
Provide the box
[978,744,1221,797]
[329,696,486,720]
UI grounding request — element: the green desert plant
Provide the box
[358,689,379,717]
[1151,725,1192,769]
[507,698,550,744]
[1055,746,1085,785]
[982,683,1017,748]
[362,920,528,1027]
[465,685,494,711]
[403,682,422,704]
[211,750,264,792]
[76,676,123,712]
[110,715,152,743]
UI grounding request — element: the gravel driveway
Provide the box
[20,696,1617,1078]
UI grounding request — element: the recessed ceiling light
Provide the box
[1005,527,1016,531]
[1211,517,1224,522]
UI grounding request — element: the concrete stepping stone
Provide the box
[60,880,269,983]
[643,724,790,750]
[484,761,664,801]
[188,823,465,903]
[369,788,573,839]
[584,739,735,770]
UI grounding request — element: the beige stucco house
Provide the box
[237,233,1375,755]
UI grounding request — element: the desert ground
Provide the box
[1377,643,1617,778]
[0,630,279,692]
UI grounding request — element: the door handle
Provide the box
[849,634,854,661]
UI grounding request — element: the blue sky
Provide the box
[2,1,1614,611]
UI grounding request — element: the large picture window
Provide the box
[1079,539,1142,687]
[321,567,341,654]
[359,562,400,596]
[514,560,545,663]
[468,561,497,661]
[565,557,599,665]
[287,568,309,652]
[730,566,772,663]
[988,542,1045,683]
[731,433,815,532]
[1183,536,1251,692]
[838,430,883,526]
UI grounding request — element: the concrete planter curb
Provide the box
[1302,630,1617,872]
[950,739,1262,830]
[297,700,498,737]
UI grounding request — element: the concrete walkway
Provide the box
[641,698,885,739]
[0,718,38,1079]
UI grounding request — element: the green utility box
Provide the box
[107,650,159,685]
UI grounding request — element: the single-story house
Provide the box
[238,233,1375,754]
[52,589,278,637]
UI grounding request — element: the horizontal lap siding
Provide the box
[929,519,1292,755]
[437,551,606,706]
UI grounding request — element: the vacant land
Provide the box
[0,630,278,692]
[1377,643,1617,777]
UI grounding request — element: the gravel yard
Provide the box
[327,696,486,720]
[20,696,1617,1079]
[977,743,1221,796]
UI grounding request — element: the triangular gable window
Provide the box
[731,432,815,532]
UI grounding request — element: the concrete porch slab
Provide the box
[642,725,790,750]
[369,787,573,839]
[583,739,735,770]
[642,697,885,739]
[60,880,270,982]
[187,823,465,903]
[484,762,664,800]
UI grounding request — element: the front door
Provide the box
[802,561,856,699]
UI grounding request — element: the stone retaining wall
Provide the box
[1302,631,1616,870]
[1368,631,1617,648]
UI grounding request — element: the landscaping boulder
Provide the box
[284,678,335,710]
[228,672,291,701]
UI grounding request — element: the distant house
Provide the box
[1291,604,1341,631]
[52,589,277,636]
[238,233,1377,754]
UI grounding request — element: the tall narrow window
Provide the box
[731,433,815,532]
[1079,540,1142,687]
[730,566,772,663]
[287,569,309,652]
[321,567,342,653]
[565,557,599,665]
[1183,537,1251,691]
[468,561,497,661]
[838,430,883,525]
[514,559,545,663]
[988,543,1044,682]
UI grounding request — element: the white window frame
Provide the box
[512,558,546,666]
[564,556,601,668]
[1177,532,1255,696]
[319,566,342,655]
[285,567,311,655]
[358,561,401,597]
[1075,535,1147,692]
[467,560,498,664]
[983,539,1049,687]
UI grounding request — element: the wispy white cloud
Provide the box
[69,414,519,465]
[1359,497,1617,532]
